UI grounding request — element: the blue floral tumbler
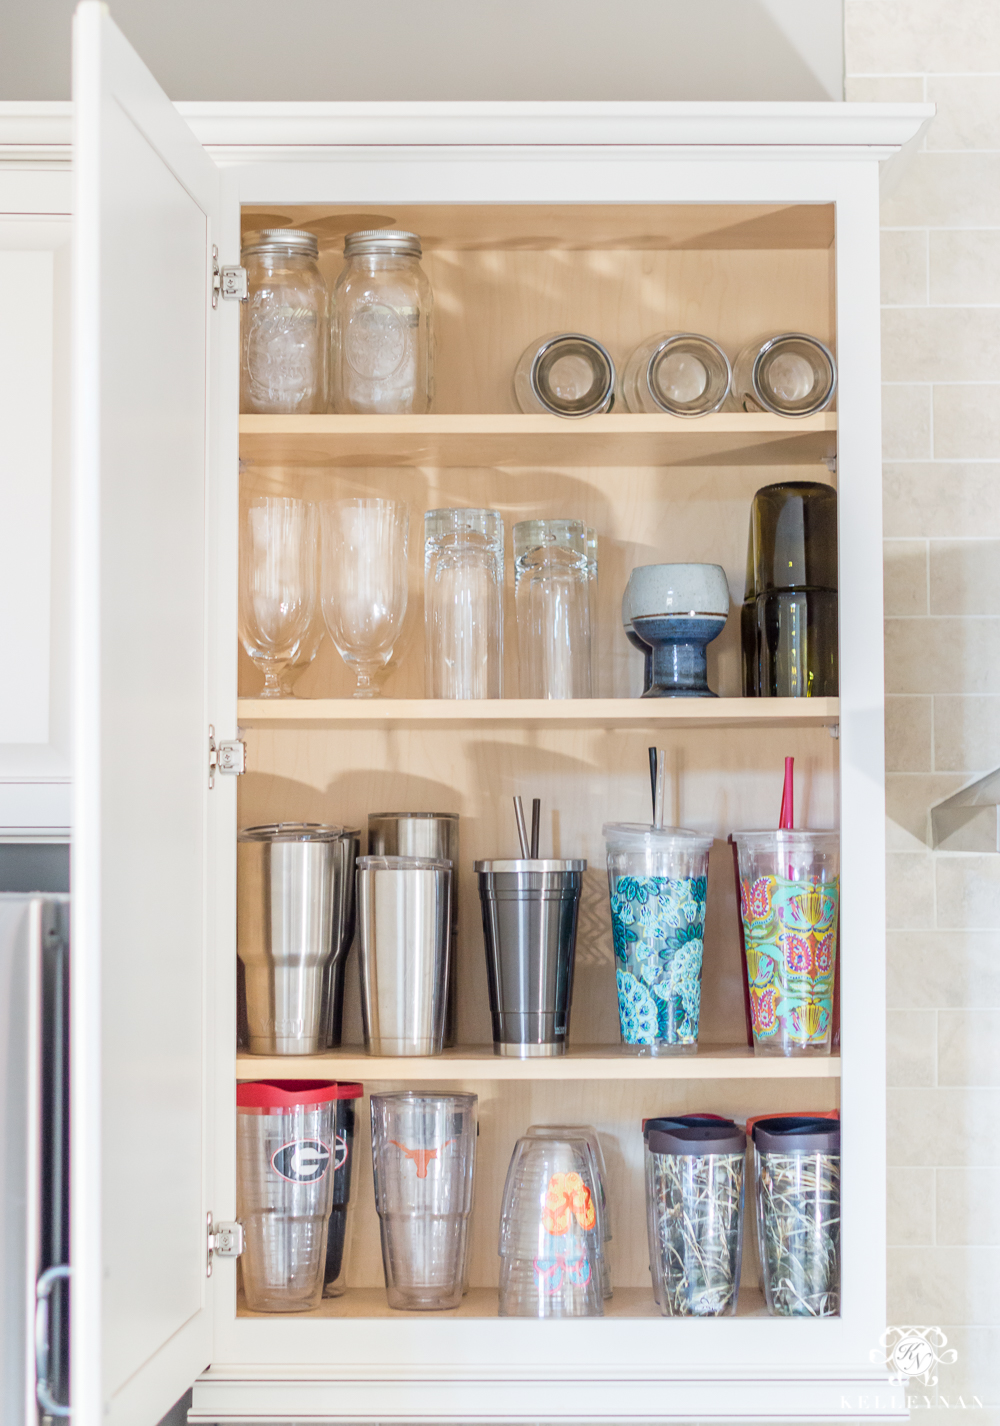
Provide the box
[603,823,713,1055]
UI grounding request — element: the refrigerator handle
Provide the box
[35,1263,71,1418]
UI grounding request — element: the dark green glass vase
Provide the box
[741,481,838,698]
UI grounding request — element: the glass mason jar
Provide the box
[513,519,592,698]
[514,334,615,417]
[331,230,433,414]
[622,333,731,416]
[240,230,327,414]
[732,333,836,417]
[424,508,504,699]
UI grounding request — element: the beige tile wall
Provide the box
[847,1,1000,1410]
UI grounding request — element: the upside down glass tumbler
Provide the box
[424,508,504,699]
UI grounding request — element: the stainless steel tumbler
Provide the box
[357,855,452,1056]
[475,859,586,1057]
[367,813,459,1046]
[318,829,361,1048]
[237,824,357,1056]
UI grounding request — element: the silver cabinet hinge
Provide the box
[209,724,246,787]
[212,245,248,308]
[207,1213,243,1276]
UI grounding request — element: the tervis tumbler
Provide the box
[370,1092,477,1310]
[734,829,839,1055]
[753,1115,841,1316]
[603,823,713,1054]
[237,1079,362,1312]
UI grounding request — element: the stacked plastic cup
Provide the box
[236,1080,362,1312]
[733,830,839,1055]
[523,1124,612,1298]
[603,823,714,1054]
[641,1113,738,1306]
[498,1134,605,1317]
[752,1115,841,1317]
[646,1121,747,1317]
[370,1092,477,1310]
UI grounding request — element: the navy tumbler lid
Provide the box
[752,1115,841,1155]
[647,1123,747,1156]
[642,1113,736,1137]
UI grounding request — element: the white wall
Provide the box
[1,0,843,101]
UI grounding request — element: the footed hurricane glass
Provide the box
[320,498,409,697]
[239,495,317,698]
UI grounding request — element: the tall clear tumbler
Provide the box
[239,495,317,698]
[320,498,409,697]
[514,519,592,698]
[237,1079,361,1313]
[424,508,504,699]
[370,1092,477,1310]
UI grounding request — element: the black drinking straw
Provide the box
[648,746,658,821]
[530,798,541,860]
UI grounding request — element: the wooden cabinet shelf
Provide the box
[235,1045,841,1082]
[237,1285,769,1320]
[238,412,837,469]
[237,695,839,730]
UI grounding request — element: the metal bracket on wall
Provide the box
[208,725,246,788]
[931,766,1000,851]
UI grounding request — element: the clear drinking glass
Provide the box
[331,230,434,414]
[320,498,409,697]
[524,1124,612,1298]
[240,230,327,414]
[646,1122,746,1317]
[603,823,714,1054]
[424,508,504,699]
[585,527,599,695]
[514,519,592,698]
[236,1080,346,1313]
[498,1135,604,1317]
[622,333,731,416]
[514,333,615,417]
[370,1092,477,1310]
[732,333,836,417]
[239,495,317,698]
[753,1117,841,1316]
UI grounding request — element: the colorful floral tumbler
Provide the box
[733,767,839,1056]
[603,821,713,1054]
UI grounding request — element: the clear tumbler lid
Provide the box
[239,822,346,842]
[731,828,839,850]
[603,822,713,853]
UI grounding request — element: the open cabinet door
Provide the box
[71,5,221,1423]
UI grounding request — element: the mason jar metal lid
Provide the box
[238,822,346,842]
[241,228,319,258]
[344,229,422,258]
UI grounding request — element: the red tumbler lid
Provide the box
[236,1079,363,1109]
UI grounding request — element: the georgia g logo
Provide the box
[270,1137,332,1184]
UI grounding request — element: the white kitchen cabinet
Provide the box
[7,4,934,1422]
[0,124,73,835]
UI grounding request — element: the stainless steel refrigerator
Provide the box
[0,895,71,1423]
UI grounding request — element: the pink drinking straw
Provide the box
[778,756,794,830]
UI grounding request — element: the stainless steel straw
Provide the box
[513,797,530,858]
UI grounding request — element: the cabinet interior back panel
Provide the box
[314,247,834,414]
[238,461,836,702]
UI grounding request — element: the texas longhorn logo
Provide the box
[390,1138,454,1179]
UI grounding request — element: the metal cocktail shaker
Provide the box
[237,823,358,1056]
[357,856,452,1056]
[475,859,586,1057]
[368,813,459,1046]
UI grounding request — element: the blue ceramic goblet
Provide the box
[626,564,730,699]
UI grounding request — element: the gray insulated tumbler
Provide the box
[475,859,586,1057]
